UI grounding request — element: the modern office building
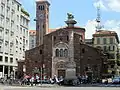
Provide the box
[0,0,29,78]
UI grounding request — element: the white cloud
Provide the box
[93,0,120,12]
[104,20,120,38]
[107,0,120,12]
[93,0,108,11]
[104,20,120,28]
[85,19,97,39]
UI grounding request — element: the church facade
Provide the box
[18,0,108,79]
[25,26,107,79]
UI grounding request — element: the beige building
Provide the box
[29,30,36,49]
[93,30,120,77]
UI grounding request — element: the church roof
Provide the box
[45,26,85,37]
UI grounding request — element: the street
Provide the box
[1,85,120,90]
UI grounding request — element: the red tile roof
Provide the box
[29,30,36,35]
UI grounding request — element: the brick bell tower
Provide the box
[36,0,50,46]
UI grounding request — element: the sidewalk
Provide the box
[0,83,61,88]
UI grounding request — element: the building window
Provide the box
[60,49,64,57]
[42,5,45,10]
[40,50,42,54]
[0,46,2,52]
[103,46,107,52]
[108,53,115,59]
[5,57,8,62]
[39,6,41,10]
[111,65,114,68]
[103,38,107,44]
[10,58,13,63]
[43,24,44,29]
[64,49,68,57]
[0,65,3,72]
[39,5,45,10]
[31,40,34,44]
[35,61,38,63]
[110,38,114,44]
[0,56,2,61]
[112,71,115,74]
[109,46,115,51]
[17,5,19,11]
[17,15,19,22]
[54,36,56,41]
[97,38,100,44]
[67,36,69,41]
[55,49,59,57]
[60,37,62,41]
[82,48,85,53]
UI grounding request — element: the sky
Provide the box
[19,0,120,39]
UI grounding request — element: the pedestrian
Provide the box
[30,76,34,86]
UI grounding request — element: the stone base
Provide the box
[66,68,76,79]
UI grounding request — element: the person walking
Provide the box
[30,76,34,86]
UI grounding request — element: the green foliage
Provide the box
[21,8,30,17]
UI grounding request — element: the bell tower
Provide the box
[36,0,50,46]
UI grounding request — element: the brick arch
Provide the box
[55,61,66,69]
[54,42,69,49]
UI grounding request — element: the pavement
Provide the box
[1,86,120,90]
[1,83,120,88]
[0,83,61,88]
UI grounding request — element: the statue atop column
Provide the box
[67,13,74,20]
[65,13,77,27]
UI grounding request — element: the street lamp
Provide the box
[40,64,45,85]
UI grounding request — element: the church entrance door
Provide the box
[58,70,65,78]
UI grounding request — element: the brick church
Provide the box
[18,0,107,79]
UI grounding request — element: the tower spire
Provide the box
[95,0,103,31]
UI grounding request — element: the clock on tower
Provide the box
[39,14,44,19]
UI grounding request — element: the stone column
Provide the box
[52,62,55,78]
[13,67,16,79]
[8,66,10,77]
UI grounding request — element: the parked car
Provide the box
[61,78,79,86]
[112,76,120,84]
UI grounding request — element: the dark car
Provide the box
[61,78,79,86]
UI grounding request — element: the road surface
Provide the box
[0,85,120,90]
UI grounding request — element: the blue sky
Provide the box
[19,0,120,39]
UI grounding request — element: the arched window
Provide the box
[55,49,59,57]
[42,5,45,10]
[60,49,64,57]
[64,49,68,57]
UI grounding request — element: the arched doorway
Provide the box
[56,62,66,78]
[58,69,65,78]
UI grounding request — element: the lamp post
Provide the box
[40,64,45,85]
[40,66,42,85]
